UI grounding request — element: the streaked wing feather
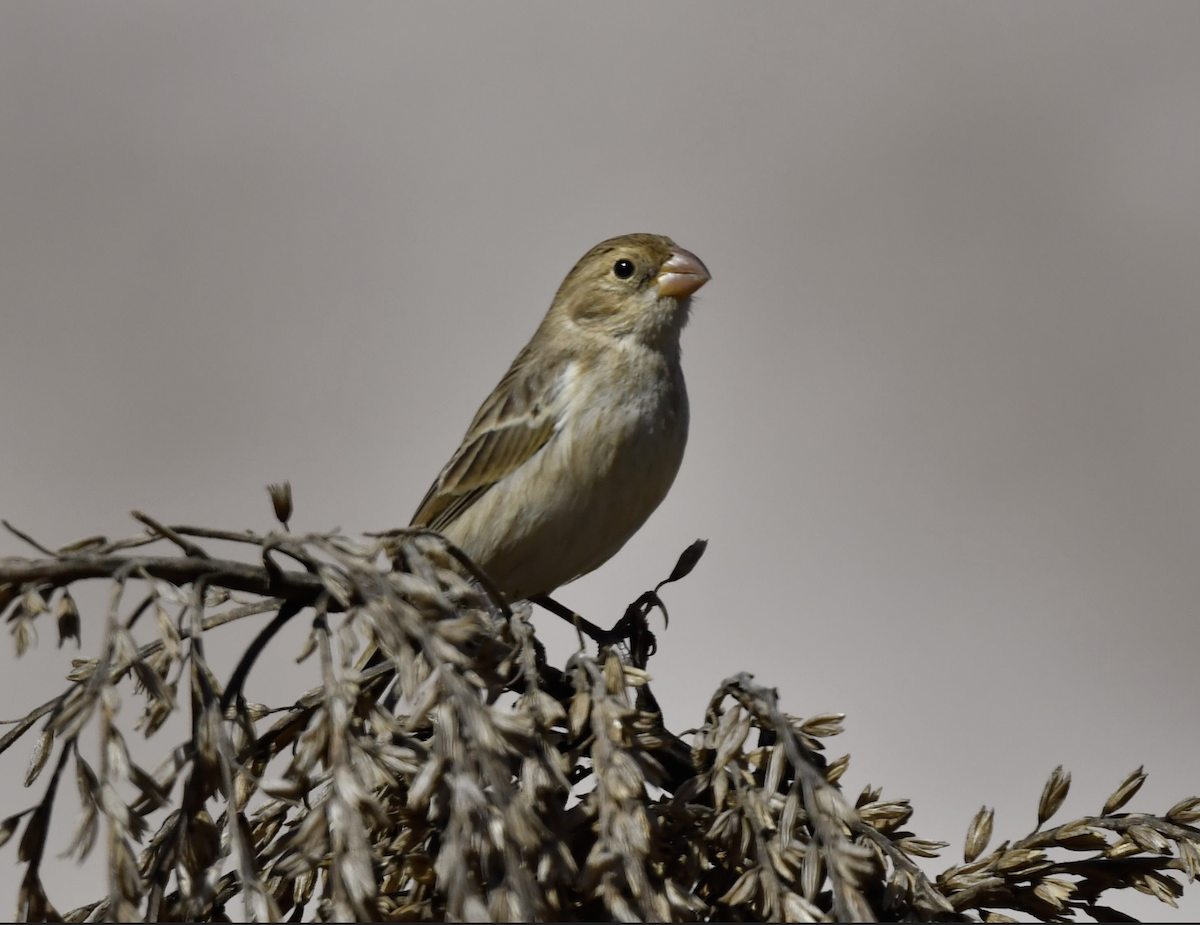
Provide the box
[411,348,565,530]
[420,486,491,534]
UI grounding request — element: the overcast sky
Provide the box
[2,3,1199,919]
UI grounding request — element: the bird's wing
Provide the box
[411,348,566,532]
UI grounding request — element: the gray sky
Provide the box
[2,3,1199,919]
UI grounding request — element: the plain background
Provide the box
[1,3,1198,920]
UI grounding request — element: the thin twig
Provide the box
[1,520,57,558]
[131,512,211,559]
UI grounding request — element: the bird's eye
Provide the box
[613,258,635,280]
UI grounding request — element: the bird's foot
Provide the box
[531,593,659,666]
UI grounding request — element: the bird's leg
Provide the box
[530,594,628,647]
[613,591,660,669]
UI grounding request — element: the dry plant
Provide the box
[0,487,1197,922]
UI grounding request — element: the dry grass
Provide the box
[0,491,1197,922]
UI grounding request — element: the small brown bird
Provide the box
[413,233,710,604]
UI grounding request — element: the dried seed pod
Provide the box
[764,741,786,795]
[0,813,24,850]
[568,690,591,738]
[1134,870,1183,906]
[718,866,760,906]
[799,713,845,738]
[1032,878,1076,910]
[1127,823,1171,855]
[25,729,54,787]
[1106,835,1141,859]
[603,650,625,695]
[1167,796,1200,825]
[659,538,707,587]
[964,806,994,863]
[995,848,1049,875]
[21,587,48,618]
[1104,766,1148,815]
[55,591,80,648]
[1052,820,1109,851]
[800,837,823,900]
[1037,764,1071,826]
[713,707,751,772]
[267,481,293,528]
[1177,838,1200,880]
[824,753,849,784]
[858,799,913,830]
[11,616,36,657]
[897,837,948,858]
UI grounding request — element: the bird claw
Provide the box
[532,592,659,666]
[603,608,658,667]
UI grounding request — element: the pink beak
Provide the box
[656,246,711,299]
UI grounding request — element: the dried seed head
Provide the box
[603,650,625,696]
[897,837,948,858]
[1177,838,1200,880]
[12,512,1200,925]
[1134,870,1182,907]
[824,752,850,784]
[1127,823,1171,855]
[56,591,81,648]
[1032,878,1076,911]
[10,616,35,657]
[267,481,293,528]
[858,799,913,830]
[0,813,23,850]
[717,866,759,906]
[1104,766,1148,815]
[799,713,845,738]
[1038,765,1071,826]
[658,538,707,588]
[1106,835,1141,859]
[800,836,823,900]
[25,730,54,787]
[568,690,591,738]
[713,707,751,772]
[1052,820,1109,852]
[995,848,1049,876]
[763,741,786,796]
[964,805,994,863]
[67,658,98,683]
[21,587,48,617]
[1166,796,1200,825]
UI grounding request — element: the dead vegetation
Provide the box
[0,487,1197,922]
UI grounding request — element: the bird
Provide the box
[411,233,710,612]
[223,235,709,708]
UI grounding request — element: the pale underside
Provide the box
[412,339,689,602]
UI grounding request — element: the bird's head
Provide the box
[549,233,711,349]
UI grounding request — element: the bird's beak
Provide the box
[655,247,711,299]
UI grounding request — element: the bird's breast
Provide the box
[446,346,689,600]
[555,352,688,494]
